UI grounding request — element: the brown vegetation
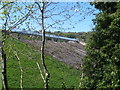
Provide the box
[22,40,86,70]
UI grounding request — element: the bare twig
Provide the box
[79,63,83,88]
[36,62,45,83]
[2,3,36,31]
[0,2,14,10]
[14,51,23,89]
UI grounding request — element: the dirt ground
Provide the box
[22,40,86,69]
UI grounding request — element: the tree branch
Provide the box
[14,51,23,89]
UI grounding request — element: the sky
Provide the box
[68,3,99,32]
[43,2,100,32]
[0,2,100,32]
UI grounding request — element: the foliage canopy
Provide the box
[81,2,120,88]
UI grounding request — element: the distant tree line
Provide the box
[45,31,92,42]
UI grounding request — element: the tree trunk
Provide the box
[1,12,9,89]
[41,3,50,89]
[35,2,50,89]
[1,42,8,90]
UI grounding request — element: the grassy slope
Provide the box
[0,30,2,89]
[0,53,2,89]
[4,37,81,88]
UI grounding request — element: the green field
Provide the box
[4,37,81,88]
[0,30,2,89]
[0,52,2,90]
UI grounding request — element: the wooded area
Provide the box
[81,2,120,88]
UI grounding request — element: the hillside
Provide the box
[4,37,81,88]
[22,40,86,69]
[11,33,86,69]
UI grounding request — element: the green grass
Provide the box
[0,30,2,89]
[4,37,81,88]
[0,54,2,90]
